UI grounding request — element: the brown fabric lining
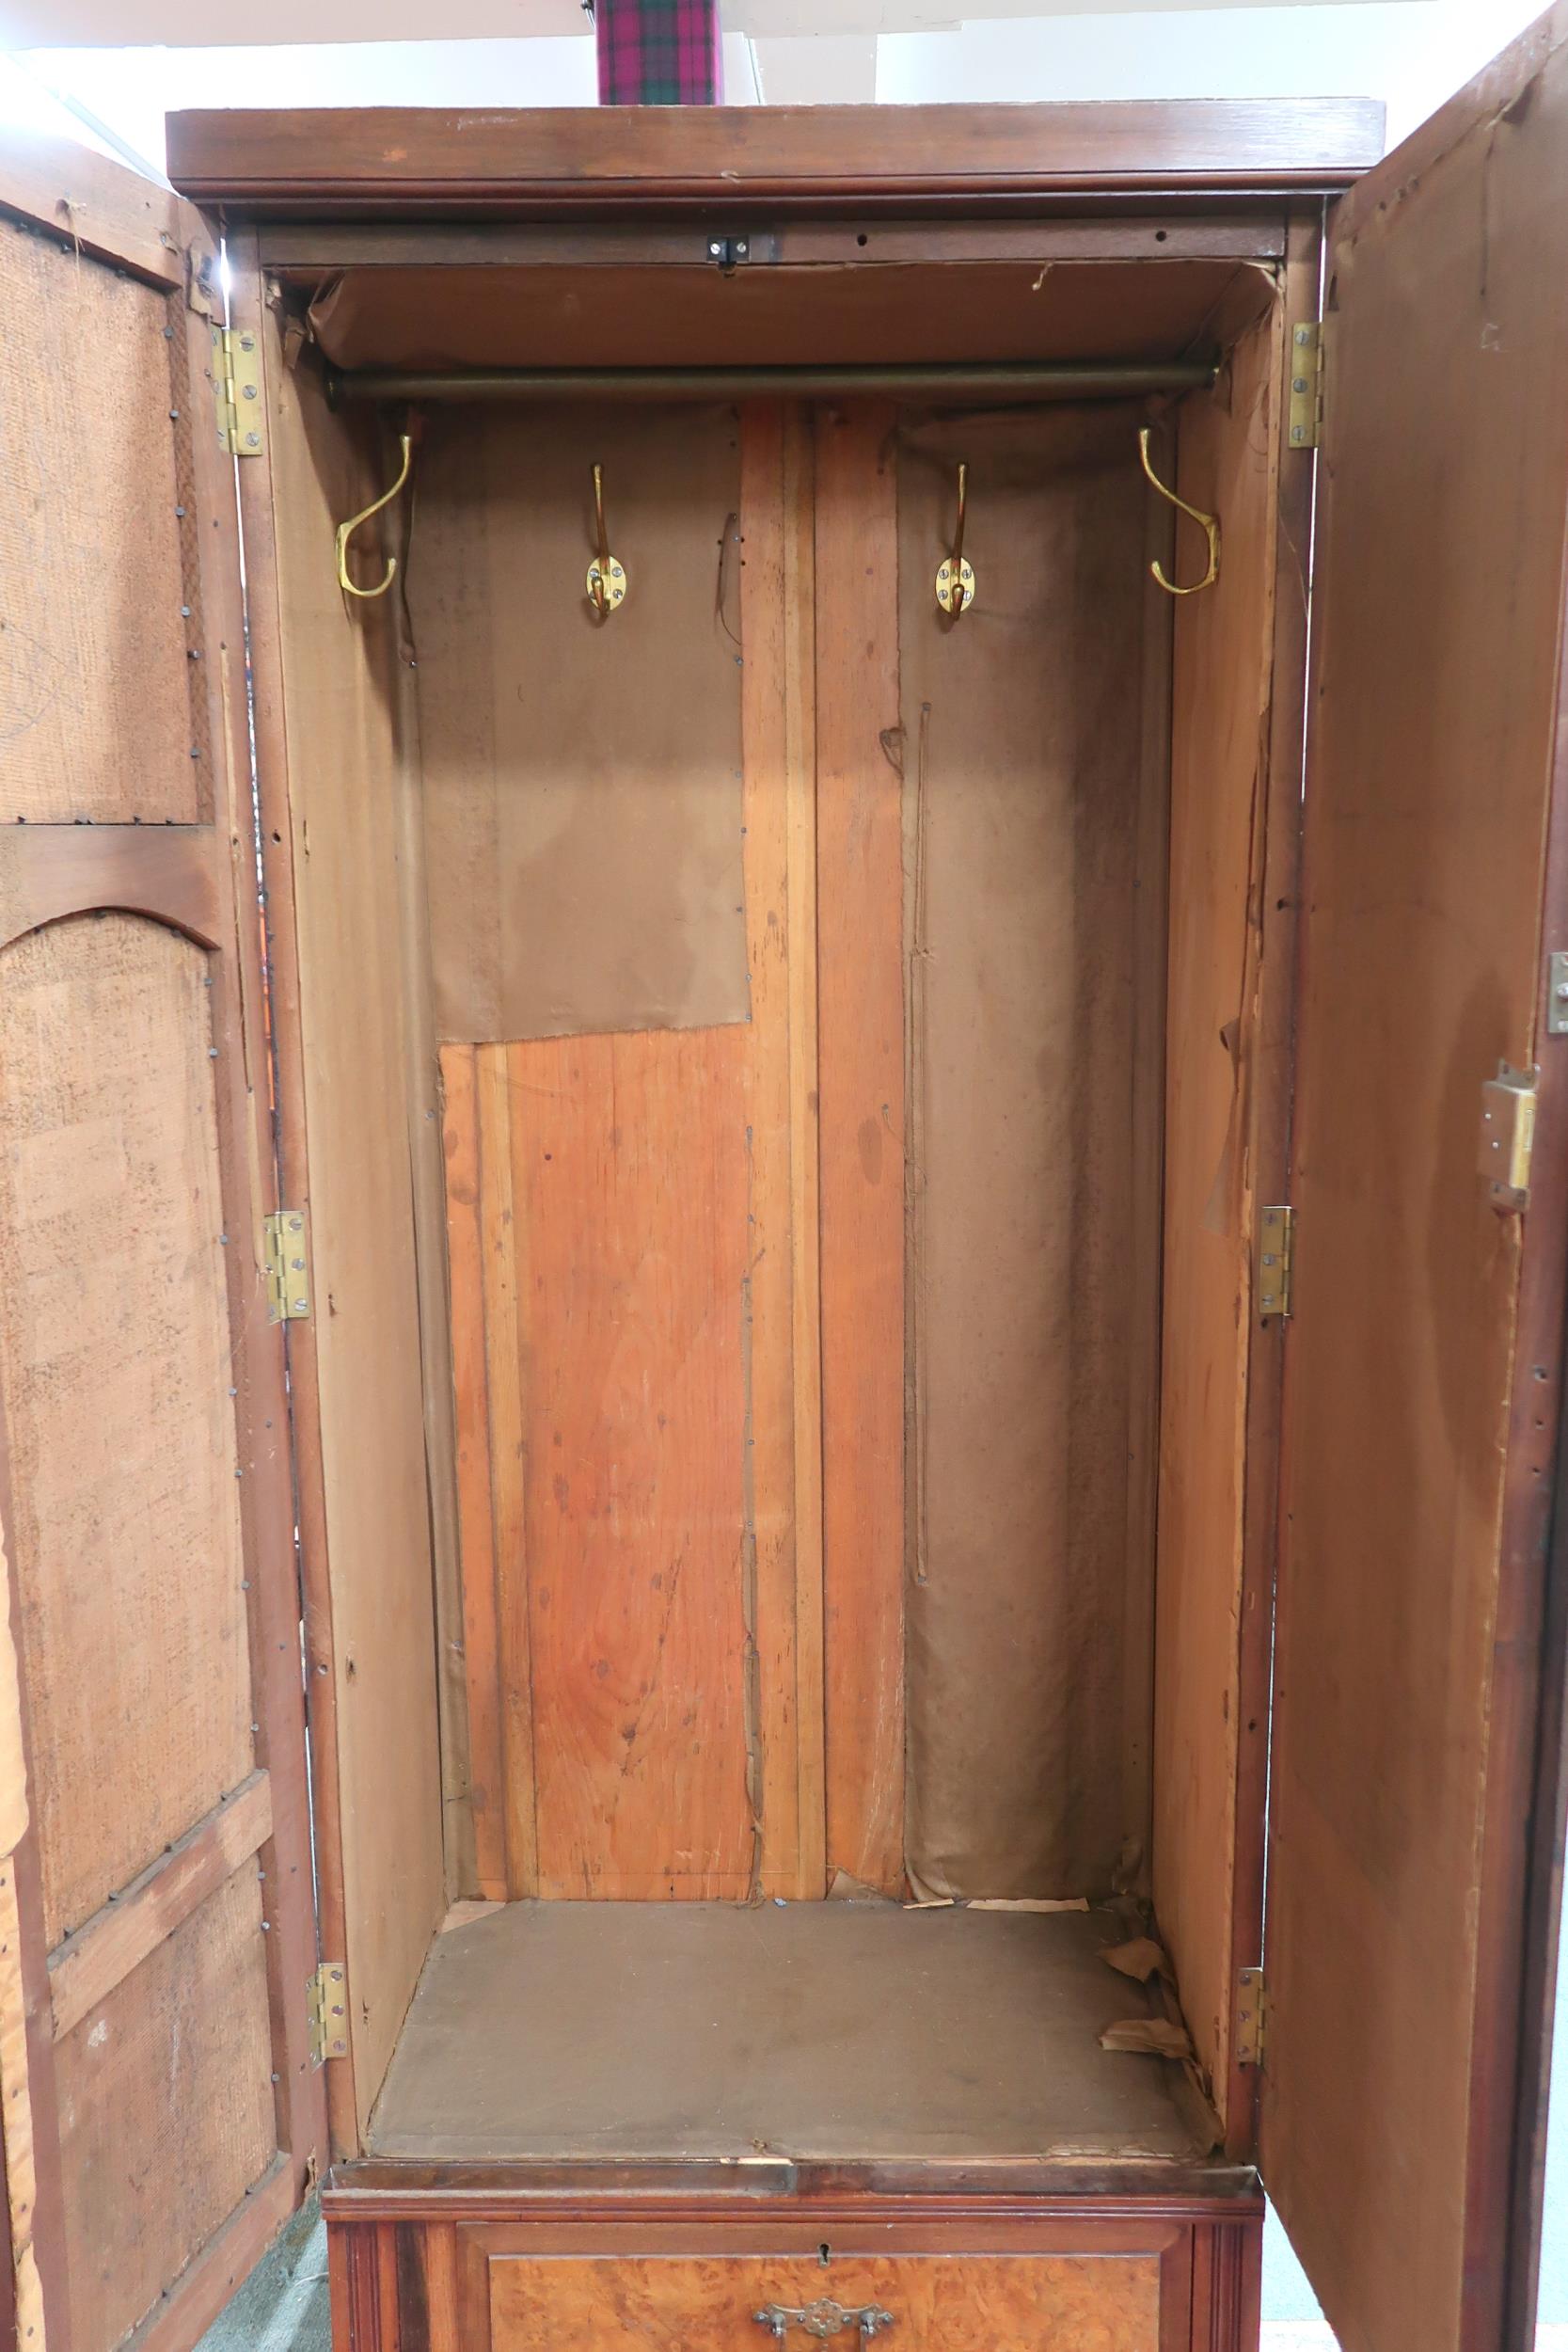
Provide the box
[897,406,1158,1902]
[308,259,1263,375]
[408,403,748,1042]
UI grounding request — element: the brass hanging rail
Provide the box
[324,358,1219,406]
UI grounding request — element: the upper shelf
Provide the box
[165,98,1386,221]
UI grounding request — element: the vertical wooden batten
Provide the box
[391,509,477,1909]
[784,409,828,1901]
[815,403,906,1897]
[1221,209,1323,2161]
[488,1046,539,1902]
[739,403,826,1899]
[1153,290,1287,2137]
[230,244,359,2159]
[1123,422,1177,1888]
[442,1046,509,1901]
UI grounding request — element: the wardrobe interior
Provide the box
[253,240,1291,2171]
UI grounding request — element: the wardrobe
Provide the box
[0,13,1565,2352]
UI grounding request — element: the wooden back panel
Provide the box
[438,405,826,1904]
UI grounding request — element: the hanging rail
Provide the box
[324,358,1219,407]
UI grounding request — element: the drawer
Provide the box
[325,2204,1260,2352]
[484,2251,1164,2352]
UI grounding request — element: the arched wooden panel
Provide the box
[0,913,252,1943]
[0,827,224,953]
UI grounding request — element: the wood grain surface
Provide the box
[815,404,906,1898]
[462,1031,756,1901]
[438,406,824,1901]
[165,99,1386,215]
[258,339,447,2134]
[1262,19,1568,2352]
[487,2250,1164,2352]
[1151,303,1282,2132]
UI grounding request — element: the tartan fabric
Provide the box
[596,0,722,105]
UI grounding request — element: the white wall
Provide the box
[879,1,1544,143]
[0,0,1549,179]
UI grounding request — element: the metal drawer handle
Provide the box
[753,2303,895,2344]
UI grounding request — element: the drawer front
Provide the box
[487,2253,1161,2352]
[326,2202,1259,2352]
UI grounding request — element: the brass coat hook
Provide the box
[336,432,414,601]
[1138,427,1220,596]
[587,464,627,616]
[935,461,975,616]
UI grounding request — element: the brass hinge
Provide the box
[213,325,264,458]
[308,1963,349,2065]
[1258,1204,1294,1320]
[263,1210,310,1322]
[1480,1063,1538,1212]
[1236,1967,1267,2068]
[1288,320,1324,451]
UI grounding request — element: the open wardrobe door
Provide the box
[0,136,324,2352]
[1261,11,1568,2352]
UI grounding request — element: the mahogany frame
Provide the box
[179,96,1359,2188]
[321,2193,1262,2352]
